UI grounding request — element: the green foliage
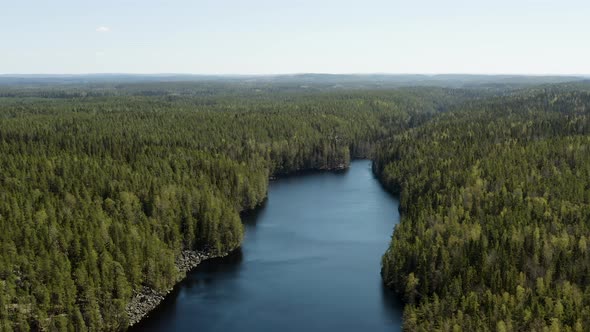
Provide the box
[0,84,440,330]
[376,90,590,331]
[4,80,589,331]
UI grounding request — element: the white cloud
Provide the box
[96,26,110,33]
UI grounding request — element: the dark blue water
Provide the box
[131,160,403,331]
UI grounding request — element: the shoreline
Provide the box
[126,159,404,330]
[127,160,353,327]
[126,249,230,327]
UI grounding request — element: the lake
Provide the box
[131,160,403,331]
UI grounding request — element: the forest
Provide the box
[375,88,590,331]
[0,77,589,331]
[0,82,452,331]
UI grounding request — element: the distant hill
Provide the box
[0,73,585,89]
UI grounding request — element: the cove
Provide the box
[130,160,403,331]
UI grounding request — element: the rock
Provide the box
[125,249,226,327]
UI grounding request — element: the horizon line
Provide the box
[1,72,589,77]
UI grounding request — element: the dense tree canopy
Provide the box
[375,90,590,331]
[1,80,590,331]
[0,84,453,331]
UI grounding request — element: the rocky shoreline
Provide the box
[126,250,228,326]
[126,164,350,326]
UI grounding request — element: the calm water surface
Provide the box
[131,160,403,331]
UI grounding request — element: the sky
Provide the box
[1,0,589,75]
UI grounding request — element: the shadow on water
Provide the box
[272,165,350,180]
[196,248,244,277]
[130,160,404,331]
[380,284,405,324]
[240,199,268,227]
[129,248,245,331]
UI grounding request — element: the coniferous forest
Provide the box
[0,77,589,331]
[375,88,590,331]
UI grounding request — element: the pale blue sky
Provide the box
[2,0,589,74]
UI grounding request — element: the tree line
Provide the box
[0,86,452,331]
[2,81,589,331]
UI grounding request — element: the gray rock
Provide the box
[125,249,227,326]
